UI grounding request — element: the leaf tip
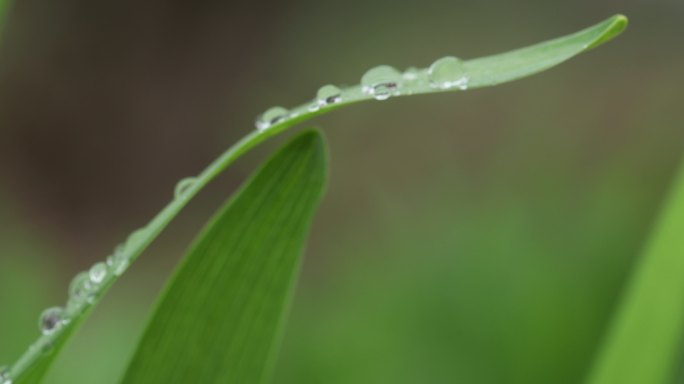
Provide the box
[586,14,628,50]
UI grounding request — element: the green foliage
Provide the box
[122,131,327,383]
[5,14,628,384]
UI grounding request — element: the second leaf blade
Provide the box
[121,130,328,384]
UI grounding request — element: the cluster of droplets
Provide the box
[0,366,11,384]
[253,55,470,132]
[27,170,204,358]
[255,84,345,132]
[31,224,150,346]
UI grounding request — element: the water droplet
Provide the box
[255,106,288,132]
[428,56,469,90]
[89,262,108,284]
[109,253,129,276]
[68,272,91,301]
[105,231,140,276]
[0,366,11,384]
[315,84,342,107]
[361,65,402,100]
[174,177,197,199]
[39,307,65,335]
[66,272,91,313]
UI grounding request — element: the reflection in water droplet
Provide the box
[316,84,342,107]
[428,56,469,90]
[255,106,289,132]
[361,65,402,100]
[39,307,65,335]
[89,262,108,284]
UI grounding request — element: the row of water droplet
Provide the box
[20,227,153,367]
[14,174,201,369]
[5,175,200,377]
[253,55,470,132]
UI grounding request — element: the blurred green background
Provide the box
[0,0,682,383]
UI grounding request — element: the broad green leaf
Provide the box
[586,161,684,384]
[121,130,328,383]
[6,15,627,383]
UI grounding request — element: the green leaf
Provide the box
[121,130,328,383]
[586,161,684,384]
[6,15,627,383]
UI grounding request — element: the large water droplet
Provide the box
[315,84,342,107]
[361,65,402,100]
[428,56,469,90]
[89,262,107,284]
[0,366,11,384]
[39,307,65,335]
[255,106,289,132]
[174,177,197,199]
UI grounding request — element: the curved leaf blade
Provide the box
[121,130,328,384]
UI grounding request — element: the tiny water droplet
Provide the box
[428,56,469,90]
[89,262,107,284]
[361,65,402,100]
[255,106,289,132]
[316,84,342,106]
[39,307,65,335]
[174,177,197,199]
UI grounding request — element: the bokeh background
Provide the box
[0,0,682,383]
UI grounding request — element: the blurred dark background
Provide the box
[0,0,682,383]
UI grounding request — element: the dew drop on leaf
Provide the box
[428,56,469,90]
[361,65,402,100]
[255,106,289,132]
[174,177,197,199]
[39,307,65,335]
[316,84,342,107]
[68,272,91,301]
[89,262,108,284]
